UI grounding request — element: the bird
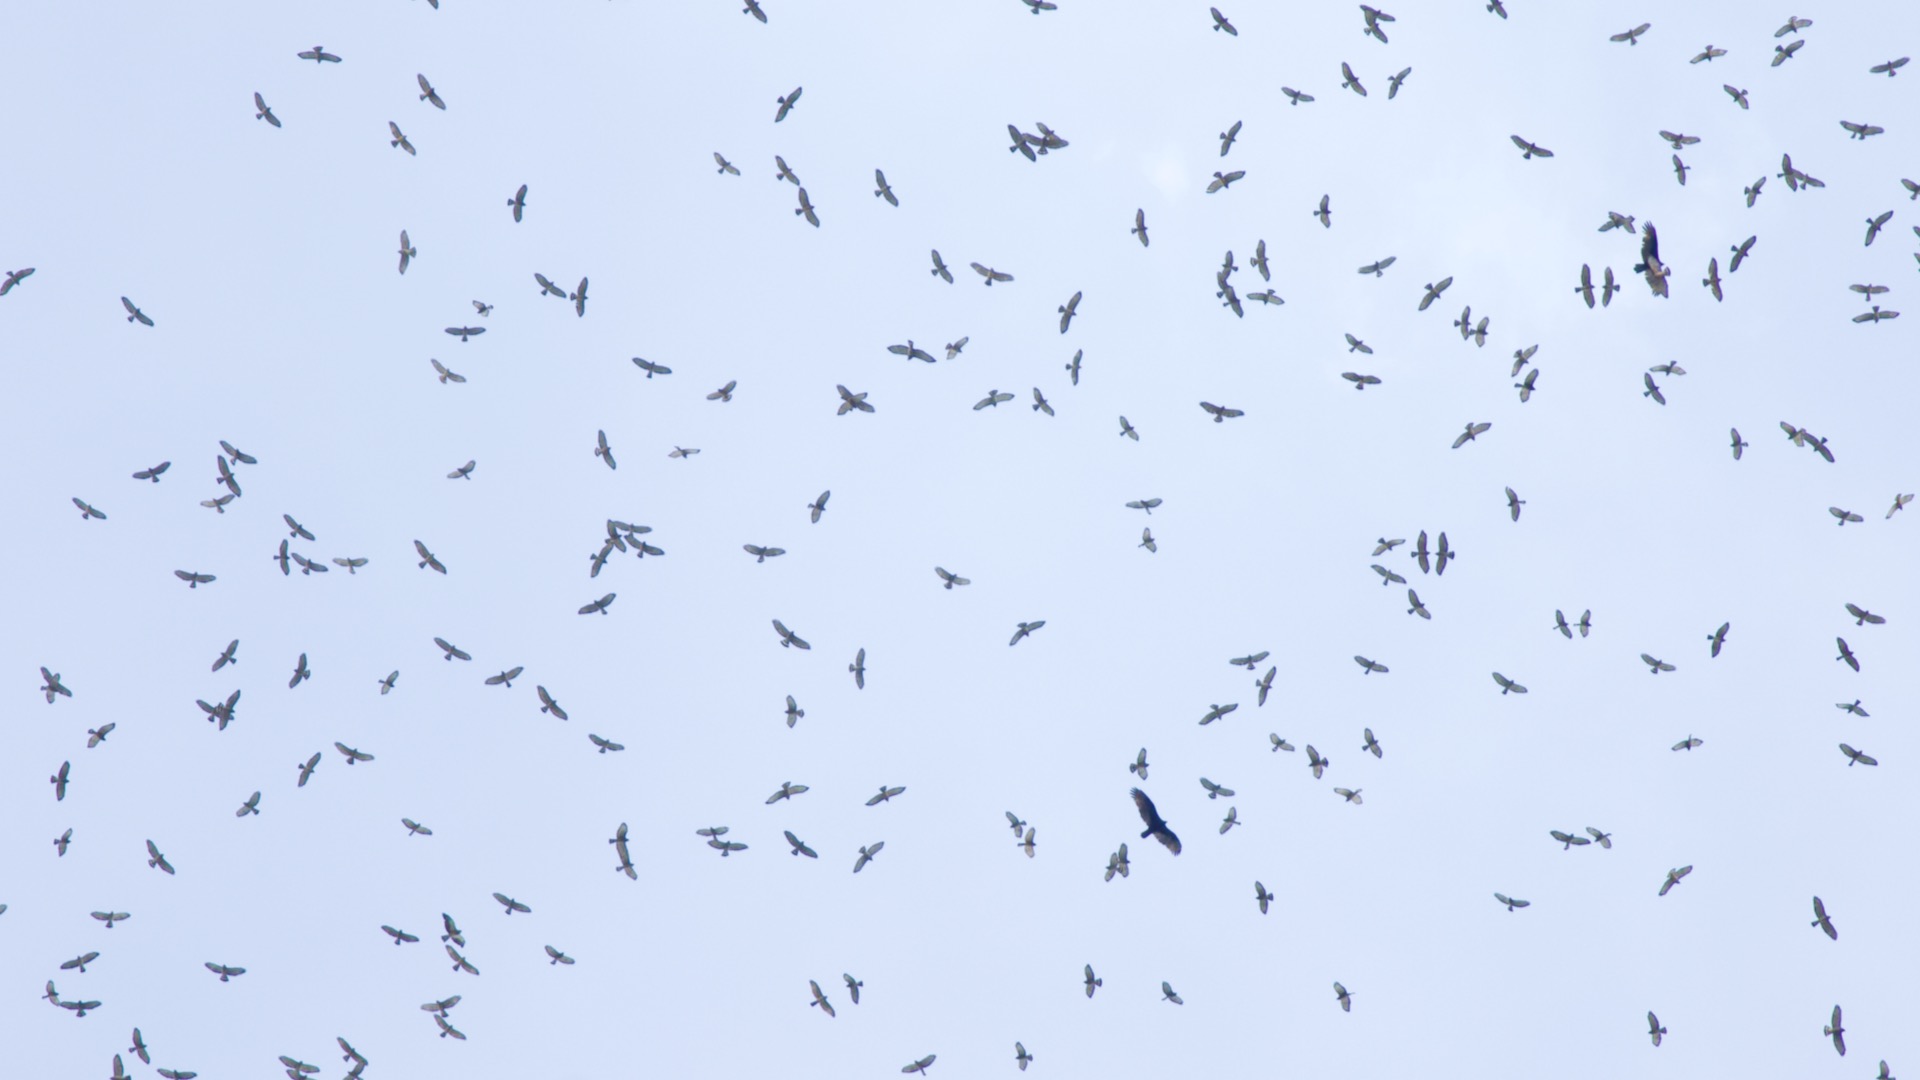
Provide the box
[1209,7,1236,34]
[444,326,484,342]
[1334,982,1353,1012]
[1691,45,1726,63]
[970,262,1014,286]
[1058,290,1082,333]
[1642,653,1676,674]
[1015,1042,1033,1071]
[570,277,589,317]
[1825,1004,1846,1056]
[1340,62,1367,96]
[1492,672,1527,695]
[1504,487,1525,520]
[252,92,281,127]
[902,1055,936,1075]
[1009,621,1046,646]
[1672,735,1703,752]
[1706,622,1730,657]
[543,945,575,966]
[1206,170,1245,193]
[53,827,72,855]
[1128,749,1150,779]
[1387,66,1412,97]
[743,0,768,22]
[334,742,373,765]
[445,945,479,975]
[1200,703,1239,726]
[1870,57,1909,76]
[1354,656,1388,675]
[589,734,625,754]
[120,296,154,326]
[1550,830,1591,850]
[873,169,898,207]
[401,817,433,837]
[1218,120,1241,156]
[1773,39,1804,66]
[1510,135,1553,160]
[205,962,246,982]
[1648,1013,1666,1047]
[0,267,35,295]
[1314,194,1332,227]
[1845,603,1885,626]
[1610,22,1651,45]
[1283,86,1315,105]
[1840,744,1878,768]
[485,667,524,688]
[1452,422,1492,449]
[866,784,907,806]
[1586,827,1613,849]
[297,45,342,62]
[1372,564,1406,586]
[1161,980,1184,1005]
[1131,788,1181,855]
[416,73,445,109]
[1837,638,1860,672]
[146,839,175,874]
[381,924,420,945]
[1199,401,1243,422]
[506,184,529,223]
[1837,700,1869,717]
[287,652,310,689]
[1494,893,1530,912]
[387,121,415,155]
[795,188,820,227]
[713,152,739,175]
[493,892,532,915]
[1726,84,1751,110]
[92,911,130,929]
[1864,210,1894,247]
[1841,121,1886,141]
[852,842,884,872]
[1084,965,1103,997]
[773,86,803,122]
[1728,235,1757,273]
[87,723,115,747]
[1811,896,1838,940]
[1658,865,1692,895]
[1643,372,1667,406]
[1334,786,1363,805]
[1887,494,1913,518]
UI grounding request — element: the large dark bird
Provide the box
[1634,222,1670,297]
[1130,788,1181,855]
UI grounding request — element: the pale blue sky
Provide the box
[5,1,1916,1077]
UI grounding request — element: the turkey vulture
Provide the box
[1130,788,1181,855]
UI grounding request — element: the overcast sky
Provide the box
[5,1,1917,1077]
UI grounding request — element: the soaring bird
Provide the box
[1130,788,1181,854]
[253,92,281,127]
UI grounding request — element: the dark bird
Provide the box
[1634,222,1670,298]
[1210,7,1236,34]
[0,267,35,295]
[444,326,484,342]
[1836,637,1860,672]
[253,92,281,127]
[1130,788,1181,855]
[873,169,898,207]
[121,296,154,326]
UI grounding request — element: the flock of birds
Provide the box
[9,1,1916,1077]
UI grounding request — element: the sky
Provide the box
[4,1,1917,1077]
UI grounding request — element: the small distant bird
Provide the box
[484,667,524,688]
[120,297,154,326]
[1657,864,1692,895]
[1206,170,1246,193]
[1869,57,1909,76]
[1643,654,1676,674]
[1210,7,1236,34]
[1387,66,1412,98]
[1510,135,1553,160]
[1811,896,1839,939]
[416,73,445,109]
[743,0,768,23]
[1491,672,1527,695]
[388,121,415,155]
[508,185,528,222]
[1334,982,1353,1012]
[1009,621,1046,646]
[253,92,281,127]
[873,169,897,207]
[773,86,803,123]
[1648,1013,1666,1047]
[1314,194,1332,227]
[713,153,739,175]
[1494,893,1530,912]
[444,326,484,342]
[297,45,342,63]
[1840,743,1878,767]
[1340,62,1367,96]
[1610,22,1651,45]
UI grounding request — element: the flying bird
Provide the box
[1510,135,1553,160]
[1610,22,1651,45]
[253,92,281,127]
[773,86,802,122]
[1210,7,1236,34]
[873,169,898,206]
[387,121,415,155]
[416,73,445,109]
[1131,788,1181,855]
[297,45,342,63]
[120,296,154,326]
[1811,896,1838,940]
